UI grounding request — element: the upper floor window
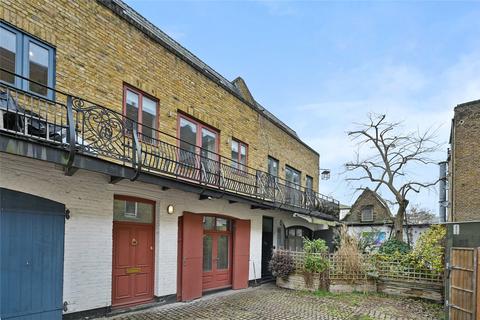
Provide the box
[231,139,247,171]
[178,114,218,165]
[361,205,374,222]
[306,175,314,190]
[0,23,55,99]
[268,156,279,177]
[285,165,301,206]
[123,85,158,141]
[285,165,301,187]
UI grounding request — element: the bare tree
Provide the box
[345,114,441,241]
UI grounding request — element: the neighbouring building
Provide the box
[0,1,339,319]
[444,99,480,317]
[445,99,480,249]
[342,189,431,249]
[447,99,480,223]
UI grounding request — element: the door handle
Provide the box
[131,238,138,246]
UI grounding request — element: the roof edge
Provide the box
[96,0,319,156]
[455,98,480,110]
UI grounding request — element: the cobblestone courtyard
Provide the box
[108,284,445,320]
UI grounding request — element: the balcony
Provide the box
[0,71,339,219]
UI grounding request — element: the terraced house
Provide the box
[0,1,339,319]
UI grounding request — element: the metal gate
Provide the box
[448,247,478,320]
[0,188,65,320]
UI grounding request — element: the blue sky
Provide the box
[125,0,480,214]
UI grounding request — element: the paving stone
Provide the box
[105,283,444,320]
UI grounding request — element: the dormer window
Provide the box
[361,205,374,222]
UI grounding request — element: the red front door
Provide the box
[202,232,232,291]
[112,196,155,308]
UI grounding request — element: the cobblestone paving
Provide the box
[108,284,445,320]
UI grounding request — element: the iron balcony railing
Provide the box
[0,70,339,218]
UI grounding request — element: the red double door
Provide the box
[177,212,251,301]
[112,222,154,307]
[202,231,232,291]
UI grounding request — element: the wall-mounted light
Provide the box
[167,204,175,215]
[320,169,331,180]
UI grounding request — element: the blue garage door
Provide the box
[0,188,65,320]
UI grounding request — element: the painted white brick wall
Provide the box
[0,153,113,314]
[0,153,329,313]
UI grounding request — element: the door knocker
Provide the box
[131,238,138,246]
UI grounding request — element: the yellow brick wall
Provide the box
[1,0,320,190]
[449,101,480,222]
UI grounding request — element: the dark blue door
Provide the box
[0,188,65,320]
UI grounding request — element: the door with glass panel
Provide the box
[285,166,301,207]
[112,196,155,307]
[202,216,232,291]
[178,115,219,184]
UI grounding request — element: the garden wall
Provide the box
[377,279,443,303]
[273,250,444,302]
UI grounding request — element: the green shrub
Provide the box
[409,225,446,273]
[269,251,295,279]
[375,225,446,276]
[378,239,411,255]
[303,238,329,273]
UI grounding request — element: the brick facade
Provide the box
[0,0,319,189]
[448,100,480,222]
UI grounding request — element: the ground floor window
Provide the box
[285,226,312,251]
[113,196,154,223]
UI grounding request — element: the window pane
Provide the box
[28,42,49,96]
[285,168,292,182]
[142,96,157,116]
[217,235,229,269]
[142,111,155,140]
[201,128,217,160]
[0,27,16,84]
[240,145,247,165]
[231,140,239,168]
[286,167,300,186]
[113,199,153,223]
[288,228,295,236]
[306,176,313,190]
[141,96,157,140]
[179,117,197,165]
[216,218,229,231]
[268,157,278,176]
[362,206,373,221]
[126,90,139,125]
[203,235,212,272]
[203,216,215,230]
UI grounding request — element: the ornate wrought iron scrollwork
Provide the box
[73,98,128,161]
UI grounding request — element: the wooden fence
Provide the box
[274,249,443,283]
[274,249,444,302]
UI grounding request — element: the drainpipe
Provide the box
[438,161,448,223]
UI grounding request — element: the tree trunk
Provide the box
[394,201,407,241]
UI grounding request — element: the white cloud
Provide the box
[291,48,480,214]
[256,1,298,17]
